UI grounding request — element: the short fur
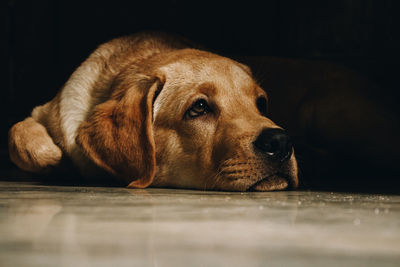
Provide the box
[8,32,298,191]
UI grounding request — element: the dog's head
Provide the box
[76,49,298,191]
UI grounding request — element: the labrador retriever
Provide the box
[8,32,298,191]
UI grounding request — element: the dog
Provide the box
[8,32,299,191]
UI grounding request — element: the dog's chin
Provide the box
[248,174,290,191]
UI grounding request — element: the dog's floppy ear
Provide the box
[76,75,164,188]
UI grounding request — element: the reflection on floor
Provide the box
[0,181,399,267]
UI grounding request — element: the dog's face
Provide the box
[77,49,298,191]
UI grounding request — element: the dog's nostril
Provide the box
[265,139,281,156]
[253,128,293,162]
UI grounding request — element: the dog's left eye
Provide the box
[186,99,211,119]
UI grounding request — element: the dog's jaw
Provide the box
[248,174,289,191]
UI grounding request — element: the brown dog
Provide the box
[8,32,298,191]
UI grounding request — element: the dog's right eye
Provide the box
[256,96,268,117]
[186,99,211,119]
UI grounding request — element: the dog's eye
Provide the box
[256,97,268,117]
[186,99,210,119]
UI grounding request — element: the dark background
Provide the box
[1,0,399,186]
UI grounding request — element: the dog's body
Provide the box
[9,32,298,191]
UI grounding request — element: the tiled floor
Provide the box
[0,181,399,266]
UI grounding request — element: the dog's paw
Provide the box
[9,118,62,173]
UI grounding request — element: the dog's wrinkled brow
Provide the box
[197,82,217,96]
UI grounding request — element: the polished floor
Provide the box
[0,181,399,267]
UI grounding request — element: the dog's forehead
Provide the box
[160,57,255,95]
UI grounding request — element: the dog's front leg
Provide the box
[8,117,62,173]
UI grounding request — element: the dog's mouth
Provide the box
[247,173,292,191]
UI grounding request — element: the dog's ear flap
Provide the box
[76,77,164,188]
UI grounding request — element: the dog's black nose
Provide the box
[253,128,293,162]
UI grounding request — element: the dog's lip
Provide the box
[247,173,291,191]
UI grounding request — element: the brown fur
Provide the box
[9,117,62,172]
[8,32,298,191]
